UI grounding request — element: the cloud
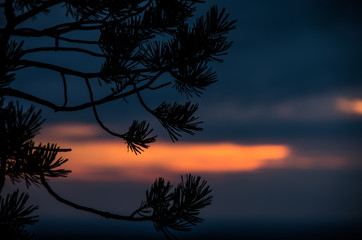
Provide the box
[36,123,104,142]
[336,98,362,115]
[61,141,290,181]
[200,92,361,124]
[34,122,358,182]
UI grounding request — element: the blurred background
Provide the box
[3,0,362,239]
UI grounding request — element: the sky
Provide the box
[2,0,362,239]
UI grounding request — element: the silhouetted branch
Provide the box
[148,81,171,90]
[18,59,100,78]
[60,73,68,107]
[0,158,6,193]
[40,173,148,221]
[0,190,39,226]
[1,71,164,111]
[52,35,100,44]
[0,88,60,110]
[7,142,71,186]
[3,1,15,30]
[131,80,204,142]
[154,102,203,142]
[84,77,125,139]
[40,173,212,240]
[0,189,38,239]
[1,68,166,113]
[13,1,62,26]
[29,146,71,152]
[15,3,152,36]
[21,47,106,58]
[123,120,156,154]
[85,77,157,153]
[133,80,154,114]
[1,1,235,238]
[132,174,213,240]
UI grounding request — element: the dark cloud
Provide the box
[205,0,362,106]
[5,169,362,239]
[5,1,362,239]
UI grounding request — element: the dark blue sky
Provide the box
[9,0,362,144]
[3,0,362,239]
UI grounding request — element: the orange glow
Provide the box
[336,98,362,115]
[35,123,352,182]
[41,123,102,139]
[53,141,290,181]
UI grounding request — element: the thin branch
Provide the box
[20,13,108,35]
[12,29,99,44]
[44,0,153,34]
[18,59,100,78]
[0,158,6,193]
[11,0,153,40]
[60,73,68,107]
[47,23,105,33]
[133,80,154,115]
[13,65,28,71]
[30,146,71,152]
[84,77,125,139]
[130,204,149,218]
[49,35,100,45]
[40,173,149,221]
[3,0,15,30]
[0,88,59,110]
[13,1,62,26]
[148,81,171,90]
[22,47,106,58]
[13,22,104,38]
[77,72,161,109]
[0,71,166,112]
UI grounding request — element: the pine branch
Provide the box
[0,190,39,226]
[123,120,156,154]
[18,60,100,78]
[84,77,125,139]
[6,142,71,187]
[60,73,68,107]
[132,174,213,239]
[0,70,164,112]
[13,1,62,26]
[1,2,236,238]
[21,47,106,58]
[12,29,100,44]
[153,102,203,142]
[40,173,149,221]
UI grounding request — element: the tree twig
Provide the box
[22,47,106,58]
[84,77,125,139]
[1,70,166,112]
[60,73,68,107]
[18,59,100,78]
[13,0,62,26]
[40,173,149,221]
[12,29,99,44]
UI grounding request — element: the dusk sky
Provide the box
[2,0,362,239]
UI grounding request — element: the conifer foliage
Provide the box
[1,1,235,238]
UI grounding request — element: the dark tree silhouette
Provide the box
[0,0,235,239]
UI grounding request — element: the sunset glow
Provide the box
[53,141,290,181]
[41,123,102,139]
[34,123,354,182]
[336,98,362,115]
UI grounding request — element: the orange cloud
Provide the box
[55,141,290,181]
[36,123,355,182]
[336,98,362,115]
[40,123,102,140]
